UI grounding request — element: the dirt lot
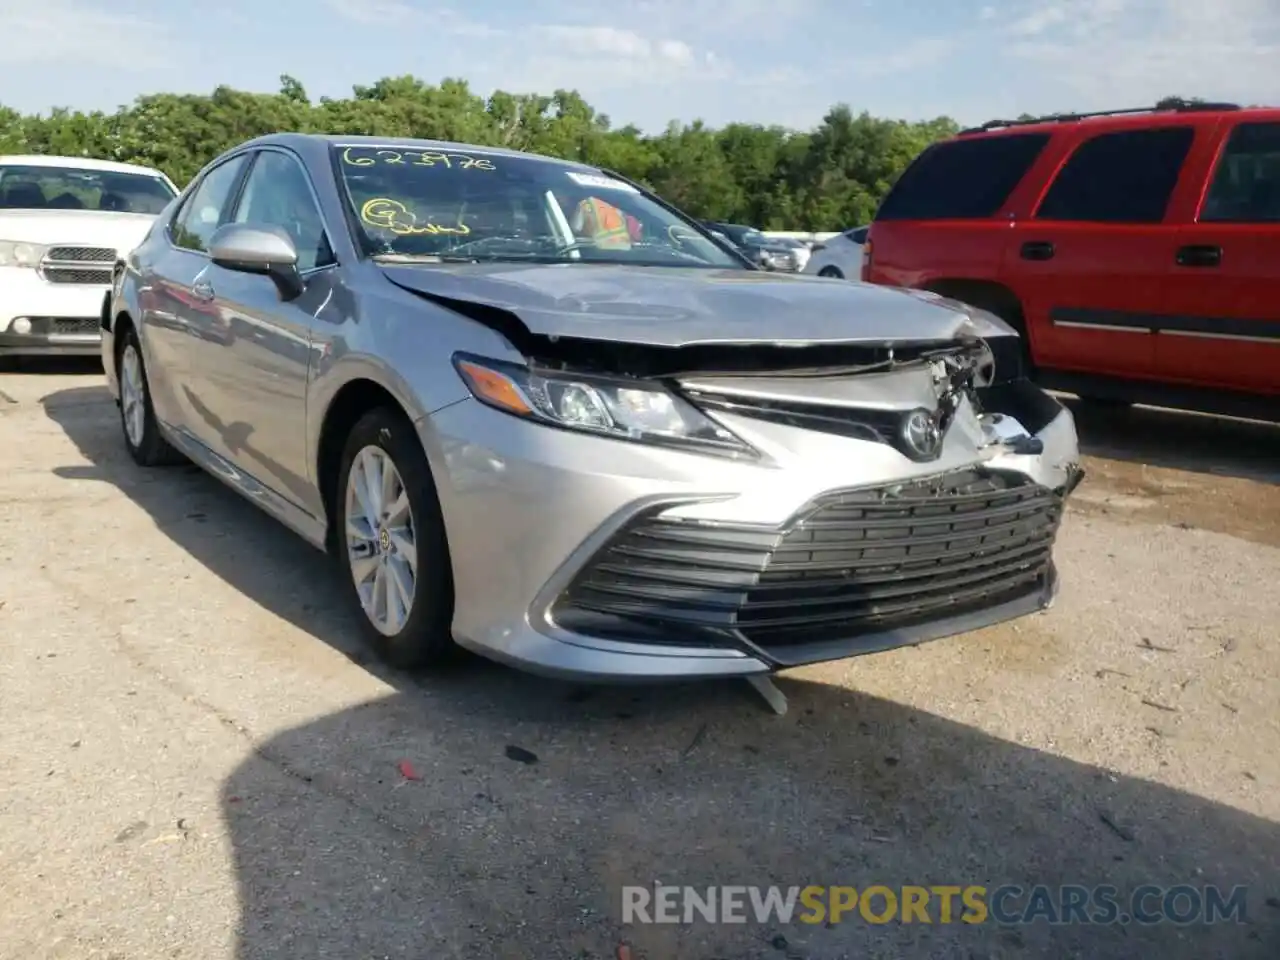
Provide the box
[1,362,1277,960]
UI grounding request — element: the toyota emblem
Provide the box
[899,407,945,461]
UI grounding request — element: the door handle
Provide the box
[1175,244,1222,267]
[1020,241,1055,261]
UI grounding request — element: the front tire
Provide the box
[116,324,182,467]
[336,407,456,670]
[818,266,844,278]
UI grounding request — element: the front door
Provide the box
[1007,124,1197,381]
[192,148,340,517]
[1157,119,1280,396]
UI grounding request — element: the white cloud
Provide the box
[0,0,175,68]
[854,36,959,77]
[322,0,500,35]
[979,5,997,19]
[1005,0,1280,108]
[618,0,817,38]
[322,0,416,23]
[535,26,701,67]
[1008,3,1067,35]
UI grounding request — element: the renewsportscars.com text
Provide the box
[621,884,1249,926]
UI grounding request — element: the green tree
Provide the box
[1,75,968,226]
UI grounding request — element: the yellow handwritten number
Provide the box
[344,147,496,171]
[341,147,374,166]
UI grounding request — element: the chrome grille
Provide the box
[50,317,101,335]
[46,246,115,262]
[40,245,116,285]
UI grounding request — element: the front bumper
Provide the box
[422,382,1082,682]
[0,267,106,357]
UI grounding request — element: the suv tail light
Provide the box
[860,238,873,281]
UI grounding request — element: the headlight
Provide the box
[452,353,758,459]
[0,240,48,268]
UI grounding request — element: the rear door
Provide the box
[867,132,1052,288]
[1007,123,1203,380]
[1157,118,1280,395]
[142,153,252,438]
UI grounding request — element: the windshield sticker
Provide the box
[565,172,638,193]
[341,146,495,170]
[360,197,471,236]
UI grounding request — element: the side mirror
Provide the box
[209,224,304,301]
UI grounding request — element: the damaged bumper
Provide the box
[422,373,1082,682]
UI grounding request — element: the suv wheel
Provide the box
[335,407,456,670]
[819,266,844,278]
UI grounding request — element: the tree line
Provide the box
[0,76,1202,230]
[0,74,964,230]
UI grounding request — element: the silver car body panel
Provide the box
[103,133,1081,682]
[379,261,988,346]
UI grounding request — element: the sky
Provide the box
[1,0,1278,132]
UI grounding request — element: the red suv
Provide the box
[863,101,1280,422]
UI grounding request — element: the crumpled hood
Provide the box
[0,210,156,250]
[380,262,1008,347]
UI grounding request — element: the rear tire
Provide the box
[115,324,183,467]
[335,407,456,670]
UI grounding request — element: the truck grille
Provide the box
[46,246,116,262]
[552,469,1063,660]
[40,246,116,285]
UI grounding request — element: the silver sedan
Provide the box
[103,133,1083,682]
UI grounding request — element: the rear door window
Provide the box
[875,133,1050,220]
[1200,121,1280,222]
[1035,126,1195,223]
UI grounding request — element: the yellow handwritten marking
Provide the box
[341,146,496,171]
[414,152,451,167]
[360,197,471,236]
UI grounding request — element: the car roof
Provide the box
[234,132,602,171]
[955,101,1280,140]
[0,154,169,176]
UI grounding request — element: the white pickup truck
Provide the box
[0,155,178,359]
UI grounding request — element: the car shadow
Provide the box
[1062,398,1280,486]
[39,383,1280,959]
[221,684,1278,959]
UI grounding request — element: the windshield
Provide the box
[0,165,176,214]
[334,144,745,268]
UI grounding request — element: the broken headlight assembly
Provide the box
[452,353,759,459]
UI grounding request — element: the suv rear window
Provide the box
[875,133,1050,221]
[1201,122,1280,222]
[1035,126,1194,223]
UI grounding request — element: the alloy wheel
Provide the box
[344,445,418,636]
[120,343,147,449]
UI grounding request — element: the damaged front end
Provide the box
[389,267,1083,674]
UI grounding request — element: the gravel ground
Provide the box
[1,362,1277,960]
